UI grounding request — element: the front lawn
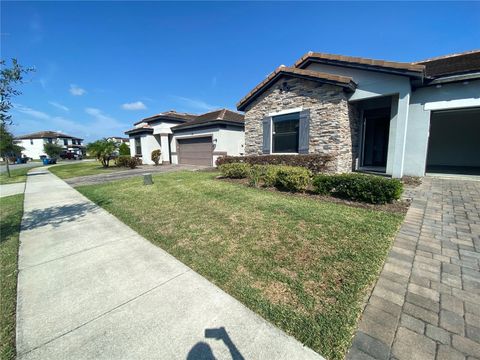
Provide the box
[49,160,122,179]
[0,194,24,360]
[77,171,404,360]
[0,166,42,185]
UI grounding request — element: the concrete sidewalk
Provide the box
[0,182,25,197]
[16,169,322,360]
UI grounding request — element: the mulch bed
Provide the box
[218,177,410,214]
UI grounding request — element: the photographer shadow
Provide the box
[187,327,245,360]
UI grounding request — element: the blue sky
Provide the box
[2,1,479,142]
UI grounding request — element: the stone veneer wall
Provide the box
[244,77,361,173]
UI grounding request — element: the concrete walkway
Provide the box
[65,164,206,187]
[0,182,25,197]
[348,177,480,360]
[16,170,322,360]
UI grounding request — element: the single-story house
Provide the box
[237,50,480,177]
[15,131,85,159]
[125,109,245,166]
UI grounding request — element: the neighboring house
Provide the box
[106,136,130,146]
[15,131,85,159]
[237,50,480,177]
[125,109,245,166]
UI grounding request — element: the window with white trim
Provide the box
[272,112,300,153]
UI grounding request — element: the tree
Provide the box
[119,142,130,156]
[1,58,34,176]
[0,123,23,176]
[43,142,64,159]
[151,149,161,165]
[1,59,34,125]
[86,139,117,168]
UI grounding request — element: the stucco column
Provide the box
[129,137,135,156]
[160,134,170,164]
[390,90,410,178]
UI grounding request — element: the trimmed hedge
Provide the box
[218,163,250,178]
[275,166,312,192]
[313,173,403,204]
[216,154,333,173]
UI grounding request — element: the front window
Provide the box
[63,139,68,146]
[135,137,142,156]
[47,138,53,143]
[272,113,299,153]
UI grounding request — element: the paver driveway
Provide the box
[16,170,322,360]
[348,177,480,360]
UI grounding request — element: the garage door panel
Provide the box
[178,137,213,166]
[426,108,480,174]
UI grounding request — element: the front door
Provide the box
[362,108,390,169]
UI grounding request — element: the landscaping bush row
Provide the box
[313,173,403,204]
[219,162,403,204]
[216,154,334,173]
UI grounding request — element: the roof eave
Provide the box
[124,128,154,136]
[237,72,356,111]
[172,120,244,132]
[296,58,424,78]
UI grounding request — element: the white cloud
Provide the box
[69,84,86,96]
[14,104,50,120]
[121,101,147,110]
[49,101,69,112]
[172,96,218,112]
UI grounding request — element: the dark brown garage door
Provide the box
[178,137,213,166]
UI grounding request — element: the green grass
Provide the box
[0,166,42,185]
[0,194,24,360]
[49,160,122,179]
[77,171,404,360]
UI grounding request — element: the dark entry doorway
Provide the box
[362,108,390,169]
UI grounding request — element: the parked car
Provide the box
[60,151,83,160]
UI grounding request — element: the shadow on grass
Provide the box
[0,213,22,244]
[21,202,101,231]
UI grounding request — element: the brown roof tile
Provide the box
[133,110,197,125]
[294,52,425,74]
[236,66,356,111]
[415,50,480,78]
[124,124,154,135]
[15,131,83,140]
[172,109,244,131]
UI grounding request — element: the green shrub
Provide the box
[151,149,161,165]
[216,154,334,173]
[262,165,282,187]
[119,142,130,156]
[116,156,141,169]
[219,163,250,178]
[313,173,403,204]
[248,165,264,187]
[275,166,312,192]
[127,157,141,169]
[312,174,337,195]
[116,155,130,167]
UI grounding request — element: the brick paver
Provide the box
[347,177,480,360]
